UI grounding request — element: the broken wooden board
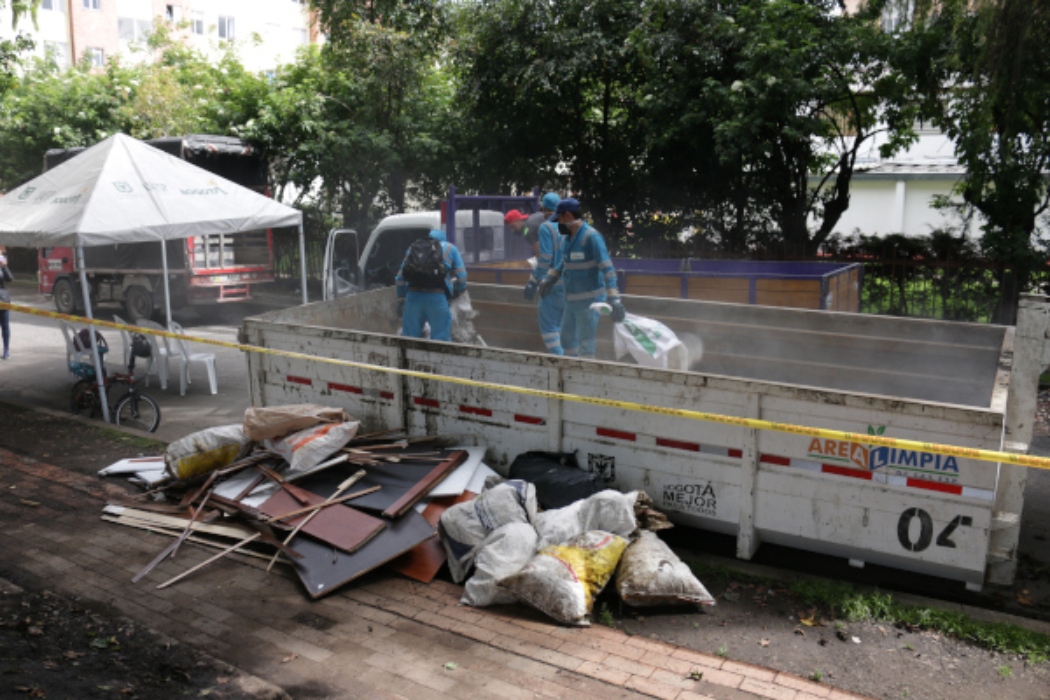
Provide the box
[296,449,467,517]
[257,489,385,554]
[291,509,436,599]
[385,491,476,584]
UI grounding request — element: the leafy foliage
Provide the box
[902,0,1050,322]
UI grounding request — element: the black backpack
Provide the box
[401,238,446,289]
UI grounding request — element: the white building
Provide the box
[0,0,318,74]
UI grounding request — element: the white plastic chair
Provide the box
[169,321,218,396]
[59,321,92,382]
[136,319,172,391]
[114,315,160,388]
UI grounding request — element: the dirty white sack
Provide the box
[461,522,539,607]
[165,424,252,480]
[615,530,716,607]
[264,420,360,475]
[613,313,688,371]
[534,489,638,549]
[438,480,538,583]
[498,530,628,626]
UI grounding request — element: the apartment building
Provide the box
[0,0,318,74]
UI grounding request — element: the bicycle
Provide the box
[70,355,162,433]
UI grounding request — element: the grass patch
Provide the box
[96,427,166,451]
[686,560,1050,663]
[787,577,1050,663]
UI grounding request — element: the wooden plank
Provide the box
[382,450,468,518]
[292,509,436,599]
[385,491,476,583]
[257,489,386,554]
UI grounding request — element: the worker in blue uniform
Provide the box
[537,198,625,358]
[395,229,467,342]
[523,192,566,354]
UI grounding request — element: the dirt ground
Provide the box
[0,400,1048,700]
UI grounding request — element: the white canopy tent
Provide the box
[0,133,308,422]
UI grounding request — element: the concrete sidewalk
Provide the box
[0,446,868,700]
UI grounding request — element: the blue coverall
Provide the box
[526,213,566,355]
[556,222,620,358]
[396,230,467,342]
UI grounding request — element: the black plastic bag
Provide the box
[508,451,604,510]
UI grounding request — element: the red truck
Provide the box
[39,135,276,321]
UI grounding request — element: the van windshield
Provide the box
[364,227,432,288]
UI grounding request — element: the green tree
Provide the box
[245,4,454,233]
[0,30,264,190]
[905,0,1050,323]
[0,1,38,98]
[700,0,916,257]
[451,0,648,237]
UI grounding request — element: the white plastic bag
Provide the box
[615,530,716,607]
[461,522,538,607]
[498,530,628,626]
[450,290,486,346]
[264,420,360,475]
[534,490,638,549]
[438,480,538,583]
[613,313,688,370]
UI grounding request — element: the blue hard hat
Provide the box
[541,192,560,211]
[549,197,581,221]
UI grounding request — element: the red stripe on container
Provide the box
[287,375,313,386]
[328,382,362,394]
[906,478,963,495]
[822,464,873,480]
[760,454,791,466]
[379,391,395,400]
[597,428,636,442]
[727,449,743,459]
[460,405,493,417]
[514,414,545,425]
[656,438,700,452]
[414,397,440,408]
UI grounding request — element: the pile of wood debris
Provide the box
[102,427,494,599]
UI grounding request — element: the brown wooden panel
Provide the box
[755,279,821,294]
[624,274,681,299]
[471,271,500,284]
[386,490,476,583]
[686,288,750,303]
[259,490,386,554]
[754,290,822,309]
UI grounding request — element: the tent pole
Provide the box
[77,244,110,424]
[298,223,308,305]
[160,240,173,331]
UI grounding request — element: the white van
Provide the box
[324,209,516,300]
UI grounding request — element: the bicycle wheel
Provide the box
[114,391,161,433]
[70,379,100,418]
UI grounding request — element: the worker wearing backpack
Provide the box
[395,229,467,341]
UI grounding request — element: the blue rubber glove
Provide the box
[610,299,626,323]
[523,279,538,301]
[537,274,559,298]
[396,298,405,319]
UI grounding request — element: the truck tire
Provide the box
[124,285,154,323]
[53,278,77,315]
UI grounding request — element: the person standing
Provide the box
[523,192,566,354]
[537,198,625,358]
[395,229,467,342]
[0,248,12,360]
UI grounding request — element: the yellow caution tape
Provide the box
[4,301,1048,472]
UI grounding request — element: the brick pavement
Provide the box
[0,447,873,700]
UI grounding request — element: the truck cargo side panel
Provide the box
[244,285,1021,586]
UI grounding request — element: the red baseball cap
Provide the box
[504,209,528,224]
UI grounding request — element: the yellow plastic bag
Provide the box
[498,530,627,626]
